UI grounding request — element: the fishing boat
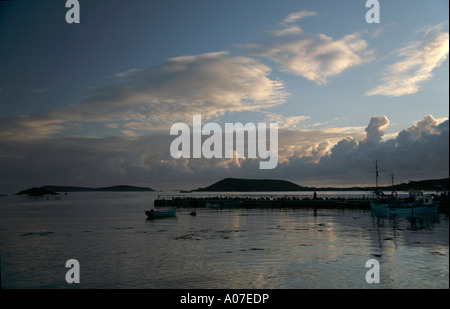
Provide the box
[369,161,438,214]
[386,190,439,215]
[145,208,177,219]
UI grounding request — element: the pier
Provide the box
[155,196,372,209]
[154,193,449,211]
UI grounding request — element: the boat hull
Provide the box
[146,208,177,219]
[370,200,419,211]
[371,201,439,215]
[387,203,439,215]
[370,202,389,211]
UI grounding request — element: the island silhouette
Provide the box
[15,185,154,196]
[13,177,448,196]
[192,177,449,192]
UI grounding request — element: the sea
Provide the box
[0,191,448,289]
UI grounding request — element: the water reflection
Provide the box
[0,193,448,288]
[371,210,440,230]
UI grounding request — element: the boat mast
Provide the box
[375,160,379,189]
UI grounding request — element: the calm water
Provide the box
[0,192,448,289]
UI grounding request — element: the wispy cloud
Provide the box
[0,52,288,140]
[249,33,374,85]
[245,10,374,85]
[415,22,447,36]
[271,25,302,37]
[263,112,310,129]
[366,31,449,97]
[0,114,67,141]
[280,10,317,25]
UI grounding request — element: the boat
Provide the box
[369,161,438,214]
[205,200,242,209]
[386,190,439,215]
[371,190,439,214]
[145,208,177,219]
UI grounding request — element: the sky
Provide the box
[0,0,448,193]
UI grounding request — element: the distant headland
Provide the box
[12,177,448,196]
[15,185,154,196]
[194,178,305,192]
[193,177,449,192]
[41,185,154,192]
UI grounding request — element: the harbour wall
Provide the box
[155,196,449,211]
[155,197,371,209]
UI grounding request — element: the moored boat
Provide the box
[145,208,177,219]
[386,191,439,214]
[369,161,439,215]
[370,189,438,214]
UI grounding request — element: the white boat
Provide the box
[145,208,177,219]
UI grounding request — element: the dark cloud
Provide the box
[277,115,449,186]
[0,115,447,193]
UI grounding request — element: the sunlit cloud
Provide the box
[271,25,303,37]
[366,31,449,97]
[263,112,310,129]
[280,10,317,25]
[244,10,374,85]
[74,51,287,123]
[0,52,288,140]
[248,33,374,85]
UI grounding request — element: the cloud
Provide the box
[276,115,449,186]
[365,115,389,144]
[0,52,288,140]
[0,114,447,192]
[263,112,310,129]
[271,25,303,37]
[415,22,447,36]
[243,10,374,85]
[0,114,67,141]
[154,114,449,187]
[0,134,172,192]
[281,10,317,24]
[249,33,374,85]
[366,31,449,97]
[73,51,287,124]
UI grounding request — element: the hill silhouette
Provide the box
[41,185,154,192]
[15,187,58,196]
[194,178,306,192]
[194,177,449,192]
[15,185,154,196]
